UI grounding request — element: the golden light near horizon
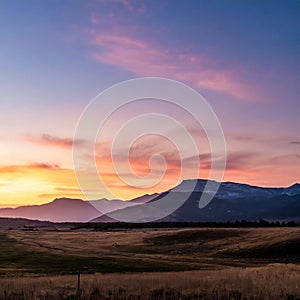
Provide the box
[0,164,83,207]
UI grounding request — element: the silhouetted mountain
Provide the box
[129,193,160,204]
[0,194,158,222]
[91,180,300,223]
[0,198,99,222]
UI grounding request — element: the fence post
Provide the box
[77,272,81,299]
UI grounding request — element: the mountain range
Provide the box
[0,193,159,222]
[1,180,299,223]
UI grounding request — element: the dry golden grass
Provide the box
[0,228,299,299]
[5,227,300,270]
[9,227,300,255]
[0,264,299,299]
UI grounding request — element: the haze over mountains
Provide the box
[1,180,299,223]
[0,194,159,222]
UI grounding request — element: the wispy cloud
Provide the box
[54,187,82,193]
[89,30,258,101]
[30,163,61,170]
[225,152,260,170]
[26,134,87,149]
[0,163,62,174]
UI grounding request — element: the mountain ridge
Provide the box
[1,180,299,223]
[0,193,159,222]
[91,179,300,223]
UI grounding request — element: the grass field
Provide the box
[0,227,299,299]
[1,265,299,299]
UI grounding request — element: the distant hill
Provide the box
[91,179,300,223]
[0,194,158,222]
[0,198,98,222]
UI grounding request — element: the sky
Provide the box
[0,0,299,207]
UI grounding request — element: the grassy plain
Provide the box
[0,227,299,299]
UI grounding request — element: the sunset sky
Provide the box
[1,0,299,207]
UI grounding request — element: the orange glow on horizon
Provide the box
[0,155,299,208]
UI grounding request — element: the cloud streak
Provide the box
[0,163,61,174]
[89,30,257,101]
[26,134,87,149]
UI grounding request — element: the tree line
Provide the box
[71,219,298,230]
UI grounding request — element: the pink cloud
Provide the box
[89,30,258,101]
[26,134,87,149]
